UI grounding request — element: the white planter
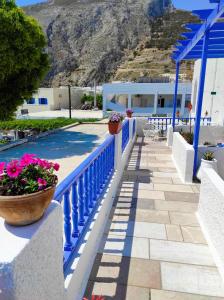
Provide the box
[197,158,218,180]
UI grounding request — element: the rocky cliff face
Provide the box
[24,0,171,86]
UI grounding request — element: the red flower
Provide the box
[53,163,60,171]
[0,162,5,175]
[6,160,23,178]
[36,159,51,170]
[37,178,47,190]
[20,153,36,167]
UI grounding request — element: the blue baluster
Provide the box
[72,182,79,238]
[100,152,104,188]
[93,159,98,201]
[78,175,85,226]
[84,169,89,216]
[89,163,94,208]
[97,156,101,195]
[64,190,73,251]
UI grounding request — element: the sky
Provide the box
[16,0,217,10]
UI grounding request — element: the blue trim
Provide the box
[193,32,209,178]
[172,62,180,129]
[173,1,224,62]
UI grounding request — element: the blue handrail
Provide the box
[54,134,115,271]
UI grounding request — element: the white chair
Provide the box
[143,123,159,140]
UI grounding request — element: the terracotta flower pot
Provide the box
[0,185,56,226]
[127,112,132,118]
[108,122,122,135]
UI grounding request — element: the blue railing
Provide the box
[148,117,211,132]
[132,119,136,138]
[122,119,129,153]
[54,134,115,271]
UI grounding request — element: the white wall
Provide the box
[191,59,224,125]
[172,132,194,183]
[0,201,65,300]
[198,168,224,282]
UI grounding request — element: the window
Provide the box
[38,98,48,105]
[132,95,154,108]
[26,98,35,105]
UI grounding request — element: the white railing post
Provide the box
[114,129,122,172]
[129,118,133,141]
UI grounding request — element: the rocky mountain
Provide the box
[113,9,199,82]
[24,0,173,87]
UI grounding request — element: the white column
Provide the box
[181,93,186,116]
[128,94,132,109]
[154,93,158,114]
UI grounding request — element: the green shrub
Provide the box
[203,151,215,161]
[81,94,103,109]
[0,118,99,132]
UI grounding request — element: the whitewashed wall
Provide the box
[198,168,224,282]
[0,201,65,300]
[0,119,136,300]
[191,59,224,125]
[172,132,194,183]
[168,125,224,147]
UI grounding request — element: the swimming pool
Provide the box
[0,124,108,182]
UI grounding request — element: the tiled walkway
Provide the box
[84,137,224,300]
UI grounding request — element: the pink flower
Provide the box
[37,178,47,190]
[37,159,51,170]
[20,154,37,167]
[6,160,23,178]
[53,163,60,171]
[0,162,5,175]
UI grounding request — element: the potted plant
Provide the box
[126,109,133,118]
[197,151,218,180]
[108,112,124,135]
[0,154,59,226]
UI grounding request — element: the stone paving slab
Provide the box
[98,234,149,259]
[111,207,170,224]
[166,224,183,242]
[151,289,224,300]
[150,239,215,266]
[181,226,206,244]
[85,139,224,300]
[161,262,224,297]
[110,221,167,240]
[165,191,199,203]
[169,211,199,226]
[155,199,198,213]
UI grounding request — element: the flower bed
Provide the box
[0,118,99,133]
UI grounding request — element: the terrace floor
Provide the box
[84,137,224,300]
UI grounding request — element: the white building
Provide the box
[18,86,102,115]
[191,58,224,125]
[103,82,192,116]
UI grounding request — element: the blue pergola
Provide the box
[172,0,224,178]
